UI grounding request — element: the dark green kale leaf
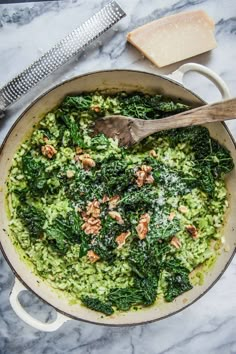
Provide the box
[118,94,155,119]
[17,204,46,238]
[98,157,134,195]
[22,152,60,195]
[108,287,143,311]
[46,211,82,252]
[195,166,215,196]
[129,239,166,278]
[90,219,126,262]
[61,95,93,112]
[108,276,158,311]
[79,234,90,258]
[89,134,111,151]
[163,260,193,302]
[65,168,102,206]
[134,276,159,305]
[80,296,114,316]
[120,185,159,212]
[199,138,234,178]
[118,93,189,120]
[22,152,47,192]
[150,217,181,241]
[160,126,234,179]
[155,101,190,114]
[145,157,195,196]
[56,110,86,147]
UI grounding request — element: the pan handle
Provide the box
[10,278,70,332]
[168,63,231,100]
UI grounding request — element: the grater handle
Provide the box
[0,1,126,118]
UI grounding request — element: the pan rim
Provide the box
[1,68,236,326]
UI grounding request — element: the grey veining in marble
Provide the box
[0,1,236,353]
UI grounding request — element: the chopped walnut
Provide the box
[136,213,150,240]
[76,153,95,169]
[136,170,146,188]
[108,195,120,210]
[82,217,101,235]
[81,200,101,235]
[66,170,75,179]
[140,165,152,173]
[87,200,100,218]
[43,136,49,143]
[91,105,100,113]
[75,146,83,155]
[149,150,157,157]
[108,211,124,225]
[116,231,130,249]
[80,154,96,170]
[74,155,80,162]
[136,165,154,187]
[41,144,57,159]
[170,236,181,249]
[102,195,110,203]
[178,205,189,214]
[168,212,176,221]
[186,225,198,239]
[81,211,88,221]
[145,174,154,184]
[87,250,100,263]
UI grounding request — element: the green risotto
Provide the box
[7,92,234,316]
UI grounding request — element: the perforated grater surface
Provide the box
[0,1,126,118]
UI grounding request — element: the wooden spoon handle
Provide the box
[135,98,236,140]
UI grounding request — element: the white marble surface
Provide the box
[0,0,236,352]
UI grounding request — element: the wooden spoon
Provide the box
[93,98,236,146]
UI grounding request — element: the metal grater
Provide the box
[0,1,126,118]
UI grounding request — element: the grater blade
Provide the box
[0,1,126,118]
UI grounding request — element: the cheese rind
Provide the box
[127,10,217,68]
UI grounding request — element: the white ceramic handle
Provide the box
[169,63,231,100]
[10,278,70,332]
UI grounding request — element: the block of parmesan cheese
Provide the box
[127,10,217,68]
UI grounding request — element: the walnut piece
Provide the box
[136,165,154,187]
[82,217,101,235]
[186,225,198,239]
[149,150,157,157]
[178,205,189,214]
[108,211,124,224]
[145,174,154,184]
[91,105,100,112]
[141,165,152,173]
[168,212,176,221]
[75,146,83,154]
[108,195,120,210]
[77,153,96,170]
[102,195,110,203]
[116,231,130,249]
[41,144,57,159]
[136,213,150,240]
[170,236,181,249]
[66,170,75,179]
[81,200,101,235]
[86,200,100,218]
[87,250,100,263]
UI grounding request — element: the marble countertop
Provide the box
[0,0,236,353]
